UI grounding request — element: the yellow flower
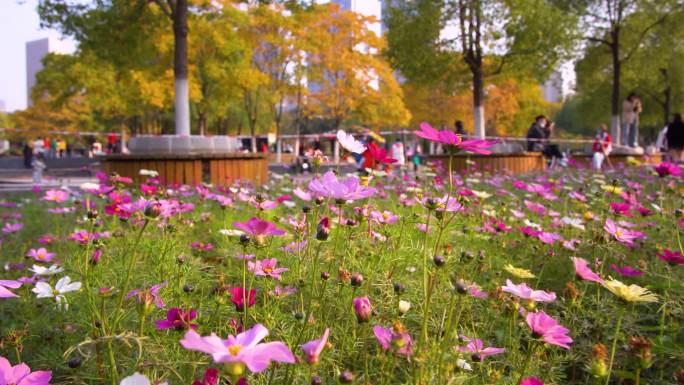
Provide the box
[626,156,642,166]
[600,185,624,195]
[472,190,492,200]
[504,264,536,279]
[583,211,595,221]
[602,278,658,303]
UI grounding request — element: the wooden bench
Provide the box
[425,153,546,174]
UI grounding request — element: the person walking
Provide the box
[391,139,406,168]
[666,113,684,163]
[22,141,33,169]
[31,152,47,184]
[592,124,612,170]
[455,120,466,137]
[622,92,642,147]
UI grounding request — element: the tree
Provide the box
[575,0,680,144]
[305,4,410,131]
[386,0,575,138]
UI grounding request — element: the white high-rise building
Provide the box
[331,0,382,36]
[542,62,576,103]
[26,37,71,107]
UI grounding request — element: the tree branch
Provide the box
[622,14,668,63]
[153,0,172,18]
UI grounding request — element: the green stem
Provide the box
[605,307,626,385]
[113,219,150,329]
[517,347,534,385]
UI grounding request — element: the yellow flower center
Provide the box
[228,345,242,356]
[262,266,273,274]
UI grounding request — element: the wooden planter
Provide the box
[570,153,662,168]
[104,153,268,186]
[425,153,546,174]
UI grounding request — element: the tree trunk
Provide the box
[610,29,621,145]
[198,111,206,136]
[173,0,190,136]
[664,87,671,127]
[472,66,485,139]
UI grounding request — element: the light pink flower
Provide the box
[301,328,330,364]
[525,311,572,349]
[248,258,288,280]
[455,338,505,360]
[0,280,22,298]
[502,279,556,302]
[571,257,603,283]
[0,356,52,384]
[26,248,55,263]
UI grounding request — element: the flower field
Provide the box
[1,129,684,385]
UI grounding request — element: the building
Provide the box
[331,0,382,36]
[542,63,576,103]
[0,100,6,113]
[25,37,71,107]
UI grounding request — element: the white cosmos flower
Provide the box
[456,358,472,371]
[219,229,245,237]
[120,372,168,385]
[336,130,366,153]
[523,220,542,230]
[32,276,81,309]
[139,169,159,177]
[561,216,586,231]
[29,264,64,276]
[471,190,492,200]
[283,201,296,209]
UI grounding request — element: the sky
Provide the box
[0,0,76,112]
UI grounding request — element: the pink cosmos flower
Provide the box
[353,296,372,323]
[230,287,256,311]
[155,307,198,330]
[455,338,505,361]
[525,311,573,349]
[293,187,312,201]
[521,377,544,385]
[501,280,556,302]
[656,249,684,266]
[269,285,297,298]
[654,161,682,177]
[301,328,330,364]
[248,196,278,211]
[524,200,546,216]
[0,280,22,298]
[2,223,23,234]
[179,324,295,373]
[26,248,55,263]
[467,283,488,299]
[610,264,643,277]
[233,218,286,240]
[459,138,499,155]
[366,142,397,165]
[604,219,645,246]
[248,258,288,280]
[415,123,497,154]
[126,282,166,309]
[571,257,603,283]
[537,231,562,245]
[610,202,633,217]
[43,189,69,203]
[373,325,413,357]
[190,242,214,252]
[0,356,52,385]
[307,171,376,201]
[370,210,399,225]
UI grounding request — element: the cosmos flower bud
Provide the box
[144,202,161,218]
[315,197,324,206]
[628,336,653,369]
[588,343,609,378]
[352,296,372,323]
[239,234,251,245]
[433,255,445,267]
[311,376,322,385]
[398,300,411,315]
[393,282,405,294]
[339,371,354,383]
[302,206,311,214]
[453,279,468,295]
[320,272,330,281]
[350,273,363,287]
[316,217,331,241]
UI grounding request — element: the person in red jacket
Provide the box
[592,124,612,170]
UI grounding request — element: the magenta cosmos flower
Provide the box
[308,171,376,201]
[230,287,256,311]
[2,223,23,234]
[353,296,372,323]
[248,258,288,280]
[373,324,413,357]
[455,338,505,361]
[155,307,198,331]
[180,324,295,376]
[571,257,603,283]
[0,280,22,298]
[26,248,56,263]
[301,328,330,364]
[657,249,684,266]
[0,356,52,385]
[610,264,643,277]
[654,161,682,177]
[233,218,286,244]
[521,377,544,385]
[501,280,556,303]
[414,122,497,154]
[604,219,644,246]
[526,311,573,349]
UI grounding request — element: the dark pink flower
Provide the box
[353,296,372,323]
[233,218,286,242]
[610,202,633,217]
[656,249,684,265]
[155,307,198,330]
[521,377,544,385]
[230,287,256,311]
[526,311,572,349]
[654,161,682,177]
[191,368,219,385]
[2,223,23,234]
[610,264,643,277]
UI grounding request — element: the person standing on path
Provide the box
[666,113,684,162]
[622,92,642,147]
